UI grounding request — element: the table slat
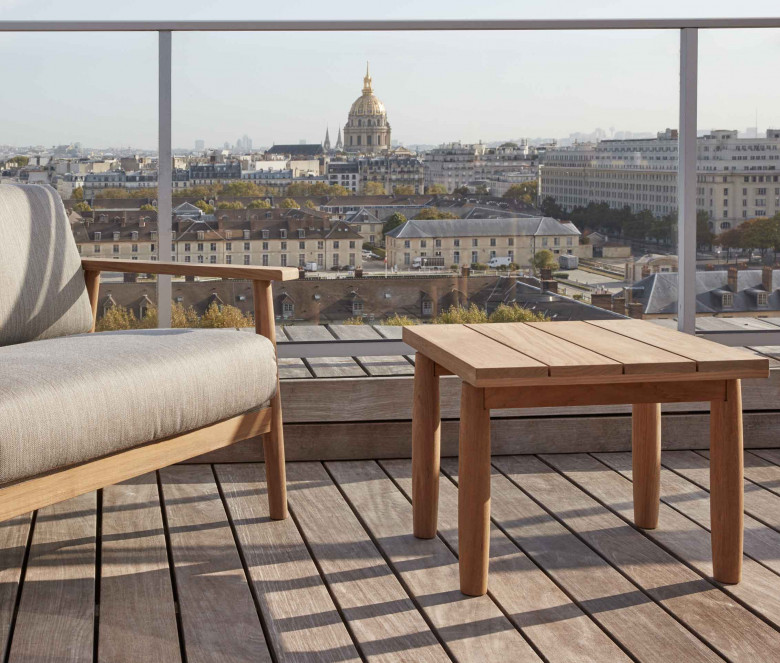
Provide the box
[587,319,769,374]
[527,321,696,375]
[403,325,548,383]
[468,323,622,378]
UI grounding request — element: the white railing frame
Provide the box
[3,18,779,337]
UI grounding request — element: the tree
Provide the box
[696,211,715,248]
[220,181,271,197]
[415,207,458,220]
[139,203,157,211]
[95,187,130,199]
[540,196,564,219]
[502,180,538,206]
[532,249,557,272]
[285,181,350,197]
[279,198,300,209]
[488,303,547,323]
[8,155,29,167]
[474,184,489,195]
[393,184,415,195]
[328,184,351,196]
[383,212,407,236]
[426,184,449,195]
[363,181,386,195]
[71,186,84,201]
[452,186,469,196]
[217,201,245,210]
[73,201,92,213]
[305,200,316,209]
[194,200,214,214]
[129,188,157,199]
[247,199,271,209]
[199,302,254,328]
[434,304,488,324]
[715,226,745,263]
[95,305,136,332]
[741,215,780,258]
[171,302,200,328]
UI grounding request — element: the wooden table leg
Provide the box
[412,354,441,539]
[632,402,661,529]
[710,379,743,584]
[458,382,491,596]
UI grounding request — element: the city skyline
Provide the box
[1,1,779,149]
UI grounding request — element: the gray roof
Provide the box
[386,216,581,239]
[630,270,780,315]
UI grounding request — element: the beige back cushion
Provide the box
[0,183,93,346]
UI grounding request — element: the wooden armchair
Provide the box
[0,184,297,522]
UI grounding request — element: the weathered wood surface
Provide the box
[4,455,780,661]
[99,475,181,663]
[8,492,96,663]
[160,465,273,663]
[216,463,362,663]
[278,358,312,379]
[0,514,30,661]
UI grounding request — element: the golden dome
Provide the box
[348,63,386,116]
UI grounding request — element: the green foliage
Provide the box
[247,199,271,209]
[487,304,548,323]
[532,249,557,272]
[130,188,157,199]
[415,207,459,220]
[279,198,300,209]
[171,302,201,328]
[217,201,245,210]
[343,317,365,325]
[305,200,316,209]
[94,187,130,199]
[452,186,470,196]
[71,186,84,200]
[434,304,488,324]
[199,302,254,328]
[73,201,92,213]
[383,313,417,326]
[285,181,350,197]
[220,181,271,197]
[383,212,407,236]
[194,200,214,214]
[95,305,137,331]
[503,181,538,205]
[174,185,220,199]
[540,196,564,219]
[714,213,780,258]
[393,184,415,195]
[426,184,448,195]
[508,262,520,271]
[470,262,488,271]
[450,264,460,271]
[139,204,157,211]
[363,181,386,195]
[7,155,29,167]
[474,184,489,195]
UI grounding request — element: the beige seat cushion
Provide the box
[0,328,277,485]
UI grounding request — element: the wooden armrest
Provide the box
[81,258,299,282]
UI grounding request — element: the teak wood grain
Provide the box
[81,258,299,281]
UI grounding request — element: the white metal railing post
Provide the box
[677,27,698,334]
[157,30,173,328]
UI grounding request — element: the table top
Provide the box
[402,319,770,387]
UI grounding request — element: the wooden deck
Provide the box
[4,451,780,662]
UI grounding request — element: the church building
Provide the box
[342,64,391,154]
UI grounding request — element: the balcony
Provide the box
[3,15,780,662]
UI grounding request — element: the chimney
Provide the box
[628,302,644,319]
[762,266,774,293]
[590,293,613,311]
[641,265,651,278]
[542,280,558,294]
[540,267,553,281]
[624,287,632,304]
[728,266,739,293]
[613,295,626,316]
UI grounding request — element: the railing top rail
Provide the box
[0,18,779,32]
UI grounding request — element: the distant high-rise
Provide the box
[194,139,205,151]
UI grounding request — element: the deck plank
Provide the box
[328,324,383,340]
[452,459,719,663]
[305,356,368,378]
[744,449,780,496]
[537,453,780,660]
[356,356,414,376]
[285,462,449,663]
[0,514,31,661]
[601,451,780,577]
[278,357,313,379]
[99,474,181,663]
[8,492,96,663]
[216,463,362,663]
[159,465,272,663]
[382,459,631,663]
[669,450,780,535]
[326,460,542,662]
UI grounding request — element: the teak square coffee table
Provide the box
[402,319,769,596]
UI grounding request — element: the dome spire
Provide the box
[362,61,372,94]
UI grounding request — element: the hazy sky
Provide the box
[1,0,779,149]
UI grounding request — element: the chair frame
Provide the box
[0,258,298,522]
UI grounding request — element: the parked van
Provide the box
[487,256,512,268]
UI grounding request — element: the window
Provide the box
[283,301,294,318]
[244,242,251,251]
[317,253,324,266]
[262,241,268,250]
[184,256,191,263]
[757,292,769,306]
[472,239,478,247]
[722,292,733,308]
[333,254,340,267]
[299,254,306,267]
[196,242,203,251]
[226,242,232,251]
[403,240,410,248]
[334,241,340,249]
[262,254,269,266]
[226,255,232,264]
[403,253,410,265]
[281,254,288,267]
[453,251,460,264]
[421,240,427,248]
[490,238,496,247]
[554,237,560,246]
[94,244,101,253]
[299,241,305,250]
[349,253,356,266]
[197,231,204,240]
[210,255,217,263]
[113,244,119,254]
[244,255,251,265]
[422,300,433,316]
[94,232,101,240]
[472,250,478,263]
[77,245,82,254]
[508,238,514,246]
[245,230,252,239]
[225,230,232,239]
[197,255,204,263]
[317,241,324,250]
[542,238,548,247]
[280,229,287,239]
[210,242,217,251]
[349,241,356,249]
[132,244,138,253]
[298,229,305,238]
[281,241,287,251]
[454,239,460,247]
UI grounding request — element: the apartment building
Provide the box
[424,141,537,193]
[71,205,364,270]
[385,216,584,268]
[326,156,425,194]
[540,128,780,233]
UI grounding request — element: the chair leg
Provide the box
[710,379,743,584]
[264,388,288,520]
[412,354,440,539]
[458,382,491,597]
[632,403,661,529]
